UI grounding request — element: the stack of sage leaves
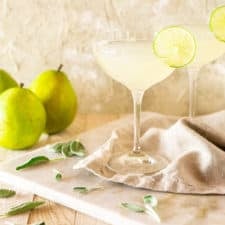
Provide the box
[53,140,86,158]
[16,140,86,171]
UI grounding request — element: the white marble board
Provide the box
[0,118,224,225]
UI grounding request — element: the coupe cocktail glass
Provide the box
[93,35,175,174]
[186,25,225,117]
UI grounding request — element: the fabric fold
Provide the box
[74,111,225,194]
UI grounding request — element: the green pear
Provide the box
[30,65,78,134]
[0,69,17,94]
[0,84,46,150]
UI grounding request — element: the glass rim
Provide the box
[94,29,153,41]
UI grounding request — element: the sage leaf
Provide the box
[143,195,158,207]
[52,140,86,158]
[53,169,62,181]
[70,141,86,157]
[73,186,103,194]
[16,156,50,170]
[121,195,160,223]
[121,203,145,213]
[1,201,45,217]
[52,143,63,153]
[62,143,73,157]
[73,187,89,194]
[55,173,62,181]
[0,189,16,198]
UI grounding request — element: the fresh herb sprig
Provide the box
[16,156,50,170]
[143,195,160,223]
[73,186,104,194]
[16,140,86,171]
[121,203,145,213]
[0,189,16,198]
[0,201,45,218]
[143,195,158,207]
[121,194,160,223]
[53,140,86,158]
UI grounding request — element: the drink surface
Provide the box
[187,25,225,67]
[94,40,174,91]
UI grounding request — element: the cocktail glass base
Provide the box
[107,151,168,175]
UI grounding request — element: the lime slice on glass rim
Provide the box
[153,26,196,68]
[209,5,225,42]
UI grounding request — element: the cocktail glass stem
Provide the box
[132,90,144,154]
[188,67,200,117]
[108,88,168,175]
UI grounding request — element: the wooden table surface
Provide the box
[27,113,123,225]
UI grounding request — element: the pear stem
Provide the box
[20,83,24,88]
[57,64,63,72]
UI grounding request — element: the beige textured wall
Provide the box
[0,0,225,116]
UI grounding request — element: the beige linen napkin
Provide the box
[74,111,225,194]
